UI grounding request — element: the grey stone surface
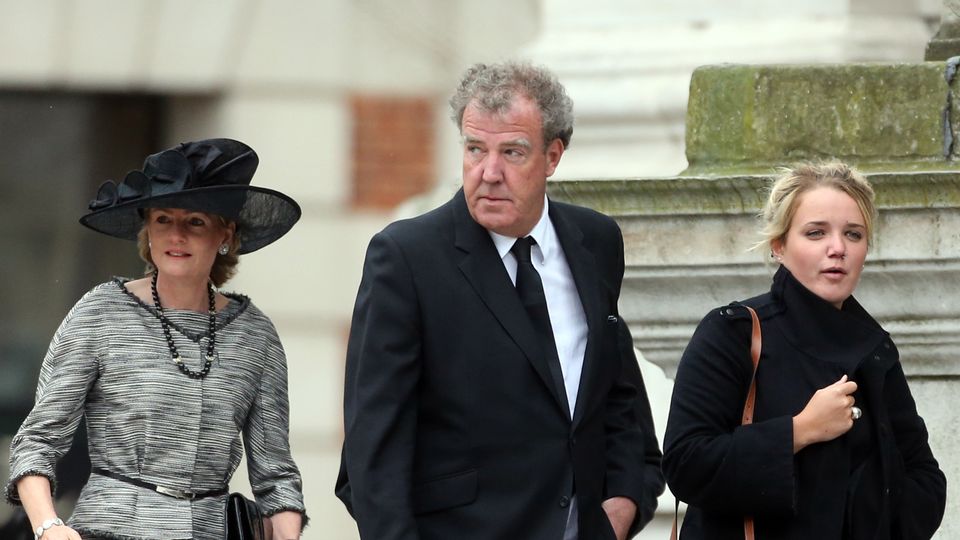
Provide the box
[550,172,960,378]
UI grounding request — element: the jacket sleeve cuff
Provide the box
[5,468,57,506]
[605,465,664,535]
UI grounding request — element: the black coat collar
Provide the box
[770,266,888,372]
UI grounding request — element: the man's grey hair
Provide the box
[449,61,574,149]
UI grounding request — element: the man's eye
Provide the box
[190,218,206,226]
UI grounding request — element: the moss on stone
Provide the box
[684,63,950,173]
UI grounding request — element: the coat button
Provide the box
[884,342,891,349]
[874,355,880,361]
[559,495,571,508]
[607,315,618,323]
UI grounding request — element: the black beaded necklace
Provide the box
[150,272,217,379]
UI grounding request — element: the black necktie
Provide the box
[510,237,569,417]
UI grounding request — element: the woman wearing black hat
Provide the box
[6,139,307,540]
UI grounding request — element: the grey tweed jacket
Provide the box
[6,280,307,540]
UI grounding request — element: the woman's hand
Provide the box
[37,524,82,540]
[792,374,858,453]
[16,475,82,540]
[268,510,302,540]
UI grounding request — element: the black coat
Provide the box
[663,266,946,540]
[335,190,664,540]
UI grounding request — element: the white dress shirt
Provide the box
[488,197,588,418]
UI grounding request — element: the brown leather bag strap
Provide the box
[741,305,762,425]
[670,305,762,540]
[741,305,761,540]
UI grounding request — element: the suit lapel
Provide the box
[549,203,605,428]
[451,191,570,415]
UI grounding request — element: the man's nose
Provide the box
[480,153,504,183]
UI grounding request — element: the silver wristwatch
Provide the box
[34,517,64,540]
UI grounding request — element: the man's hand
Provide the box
[602,496,637,540]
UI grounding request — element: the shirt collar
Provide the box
[489,196,555,263]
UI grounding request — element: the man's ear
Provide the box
[544,138,565,178]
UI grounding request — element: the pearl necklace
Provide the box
[150,272,217,379]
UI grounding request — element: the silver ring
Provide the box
[851,406,862,420]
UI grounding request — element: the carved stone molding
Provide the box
[615,259,960,377]
[549,171,960,378]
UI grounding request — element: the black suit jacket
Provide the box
[336,190,664,540]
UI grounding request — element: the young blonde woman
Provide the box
[7,139,307,540]
[663,162,946,539]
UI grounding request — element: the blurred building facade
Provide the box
[0,0,943,538]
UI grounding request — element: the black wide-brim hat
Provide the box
[79,138,301,254]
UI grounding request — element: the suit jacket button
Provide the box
[559,495,570,508]
[607,315,618,323]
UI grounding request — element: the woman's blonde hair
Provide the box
[136,210,241,287]
[756,161,877,253]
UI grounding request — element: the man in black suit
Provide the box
[336,61,664,540]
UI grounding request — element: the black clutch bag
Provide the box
[225,492,267,540]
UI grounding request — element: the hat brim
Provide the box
[79,185,301,254]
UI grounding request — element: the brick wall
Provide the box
[351,95,436,209]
